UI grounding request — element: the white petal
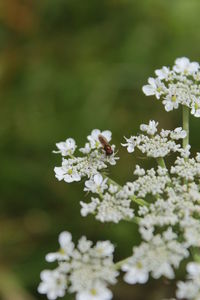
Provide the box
[102,130,112,142]
[59,231,72,248]
[142,85,155,96]
[94,173,103,185]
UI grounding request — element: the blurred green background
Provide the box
[1,0,200,299]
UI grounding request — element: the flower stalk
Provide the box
[182,105,189,148]
[156,157,166,168]
[115,257,131,270]
[130,195,149,207]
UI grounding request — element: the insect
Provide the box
[98,134,113,156]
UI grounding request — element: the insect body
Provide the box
[98,134,113,156]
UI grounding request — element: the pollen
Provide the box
[157,87,162,93]
[171,95,177,102]
[195,102,199,110]
[59,248,66,255]
[68,169,73,175]
[90,288,97,295]
[95,141,100,148]
[136,261,143,269]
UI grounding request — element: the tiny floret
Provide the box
[53,138,77,156]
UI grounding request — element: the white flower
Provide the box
[181,217,200,247]
[176,261,200,299]
[53,138,77,156]
[38,269,67,300]
[122,263,149,284]
[122,232,188,285]
[54,129,118,185]
[163,227,177,241]
[39,233,118,300]
[80,198,100,217]
[76,283,112,300]
[134,165,145,176]
[54,147,118,185]
[162,92,179,112]
[125,167,170,198]
[187,262,200,277]
[171,156,200,181]
[87,129,112,150]
[138,205,149,216]
[54,164,81,183]
[84,174,108,194]
[46,57,200,300]
[176,281,198,299]
[78,236,93,253]
[139,227,154,241]
[69,261,117,294]
[79,143,91,154]
[140,197,178,229]
[108,184,119,194]
[123,122,182,158]
[196,152,200,162]
[143,57,200,116]
[93,192,134,223]
[46,231,74,262]
[140,120,158,135]
[178,144,191,158]
[170,127,187,140]
[160,129,170,138]
[155,66,170,80]
[191,99,200,117]
[93,241,114,257]
[103,146,119,165]
[173,57,199,75]
[122,136,141,153]
[142,77,165,99]
[157,166,168,176]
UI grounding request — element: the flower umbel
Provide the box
[142,57,200,117]
[39,57,200,300]
[38,232,118,300]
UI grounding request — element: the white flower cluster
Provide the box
[122,120,186,157]
[141,188,200,251]
[136,164,200,244]
[120,161,200,286]
[40,57,200,300]
[124,165,170,198]
[80,173,134,223]
[54,129,118,183]
[122,229,188,284]
[176,262,200,299]
[171,152,200,181]
[121,141,200,294]
[142,57,200,116]
[38,231,118,300]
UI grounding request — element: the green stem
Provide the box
[115,257,132,270]
[106,177,122,189]
[126,216,141,224]
[130,195,149,207]
[182,105,189,148]
[191,248,200,263]
[156,157,166,168]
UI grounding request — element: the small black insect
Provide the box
[98,134,113,156]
